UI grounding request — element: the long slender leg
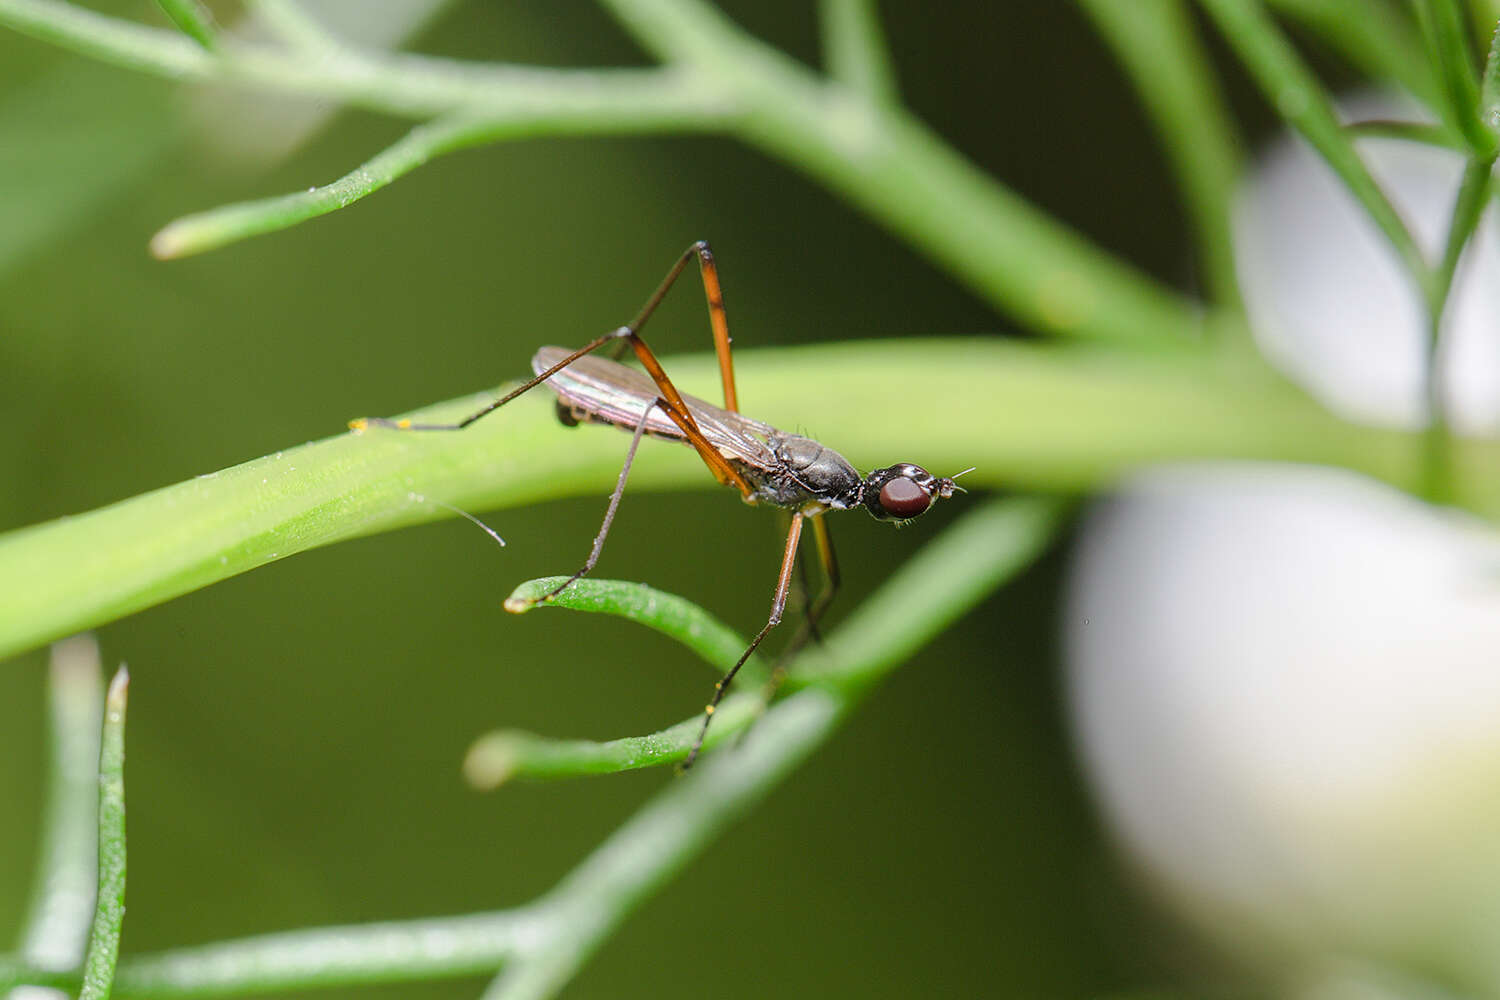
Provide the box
[620,241,738,411]
[761,515,840,698]
[786,515,846,656]
[794,515,840,648]
[682,512,804,770]
[789,516,819,638]
[351,244,754,496]
[697,244,738,413]
[803,514,842,640]
[504,398,660,613]
[350,328,627,432]
[725,516,840,753]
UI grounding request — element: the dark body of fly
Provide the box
[534,347,957,521]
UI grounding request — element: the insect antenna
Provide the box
[413,494,507,551]
[948,466,978,494]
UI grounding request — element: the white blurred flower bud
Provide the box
[1065,96,1500,994]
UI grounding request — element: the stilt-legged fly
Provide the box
[352,242,962,767]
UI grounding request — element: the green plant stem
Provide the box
[1197,0,1435,299]
[78,667,128,1000]
[0,0,1202,344]
[151,101,719,258]
[3,338,1499,666]
[463,576,777,785]
[503,577,769,681]
[152,0,215,50]
[7,910,547,995]
[491,497,1069,785]
[1419,152,1495,502]
[0,0,734,117]
[15,637,105,975]
[818,0,897,105]
[1344,118,1464,147]
[1076,0,1245,313]
[482,702,851,1000]
[464,694,764,786]
[0,0,206,75]
[1482,16,1500,136]
[1267,0,1441,104]
[1432,156,1495,309]
[242,0,344,55]
[0,498,1056,999]
[1472,0,1500,55]
[1414,0,1494,154]
[600,0,1199,343]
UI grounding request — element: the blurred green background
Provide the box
[0,2,1219,996]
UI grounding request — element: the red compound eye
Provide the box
[879,477,931,517]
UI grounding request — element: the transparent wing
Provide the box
[531,347,780,469]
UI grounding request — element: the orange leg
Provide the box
[352,241,753,496]
[682,511,804,770]
[620,240,739,412]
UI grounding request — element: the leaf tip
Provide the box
[106,664,131,715]
[463,733,519,789]
[148,223,191,260]
[504,580,556,613]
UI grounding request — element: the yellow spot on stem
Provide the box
[397,418,413,429]
[348,418,368,432]
[704,705,715,715]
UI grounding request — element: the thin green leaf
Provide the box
[474,497,1070,786]
[1433,155,1495,307]
[0,0,732,119]
[1481,16,1500,134]
[465,576,781,785]
[152,113,492,259]
[0,0,208,76]
[16,637,105,974]
[152,0,216,50]
[502,577,768,679]
[107,909,544,996]
[464,695,763,786]
[481,690,842,1000]
[1344,117,1465,147]
[4,498,1059,999]
[484,497,1065,998]
[1077,0,1245,313]
[1418,151,1495,502]
[1267,0,1440,104]
[1413,0,1494,154]
[599,0,1202,343]
[242,0,342,55]
[819,0,898,105]
[1197,0,1435,298]
[1,0,1204,343]
[77,666,128,1000]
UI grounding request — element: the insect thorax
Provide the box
[743,433,864,511]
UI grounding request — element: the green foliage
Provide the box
[2,0,1499,997]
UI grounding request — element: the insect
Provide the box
[353,242,962,767]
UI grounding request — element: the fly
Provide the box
[352,242,962,767]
